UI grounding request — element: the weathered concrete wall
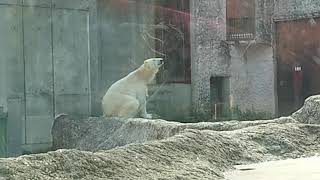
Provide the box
[23,5,53,149]
[274,0,320,20]
[0,0,98,153]
[97,0,156,116]
[97,1,192,120]
[190,0,277,117]
[190,0,228,115]
[255,0,275,43]
[229,44,276,114]
[148,83,192,121]
[0,4,24,113]
[252,0,320,41]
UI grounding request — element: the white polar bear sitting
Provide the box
[102,58,164,119]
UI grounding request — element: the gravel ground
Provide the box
[1,123,320,179]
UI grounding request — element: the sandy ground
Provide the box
[224,156,320,180]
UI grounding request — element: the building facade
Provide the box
[189,0,320,119]
[98,0,320,121]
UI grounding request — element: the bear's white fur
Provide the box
[102,58,163,119]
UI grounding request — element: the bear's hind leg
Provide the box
[117,97,140,118]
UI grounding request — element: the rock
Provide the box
[52,115,126,151]
[291,95,320,124]
[52,115,296,151]
[4,95,317,179]
[2,123,320,179]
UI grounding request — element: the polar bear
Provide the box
[102,58,164,119]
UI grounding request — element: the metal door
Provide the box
[277,18,320,116]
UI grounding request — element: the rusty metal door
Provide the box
[276,18,320,116]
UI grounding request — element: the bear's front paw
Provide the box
[142,113,153,119]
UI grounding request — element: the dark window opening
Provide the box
[226,0,255,41]
[155,0,191,84]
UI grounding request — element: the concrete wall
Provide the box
[190,0,228,115]
[254,0,320,115]
[274,0,320,20]
[190,0,277,117]
[1,0,299,152]
[0,0,98,153]
[229,44,276,114]
[0,4,24,113]
[255,0,275,43]
[148,83,192,121]
[97,0,156,116]
[97,1,193,120]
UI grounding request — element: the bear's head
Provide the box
[143,58,164,71]
[137,57,164,83]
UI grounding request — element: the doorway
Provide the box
[210,77,230,121]
[276,18,320,116]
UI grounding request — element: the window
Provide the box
[155,0,191,83]
[226,0,255,41]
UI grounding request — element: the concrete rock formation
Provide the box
[0,95,319,179]
[1,123,320,179]
[292,95,320,124]
[51,115,296,151]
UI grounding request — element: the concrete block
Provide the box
[26,115,53,144]
[148,83,192,120]
[53,9,89,94]
[23,0,51,7]
[0,5,24,112]
[55,94,89,117]
[22,142,52,154]
[52,0,90,10]
[52,9,90,117]
[0,0,22,5]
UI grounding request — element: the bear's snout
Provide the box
[144,58,164,67]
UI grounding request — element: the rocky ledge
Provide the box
[0,95,319,179]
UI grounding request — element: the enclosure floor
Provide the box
[224,156,320,180]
